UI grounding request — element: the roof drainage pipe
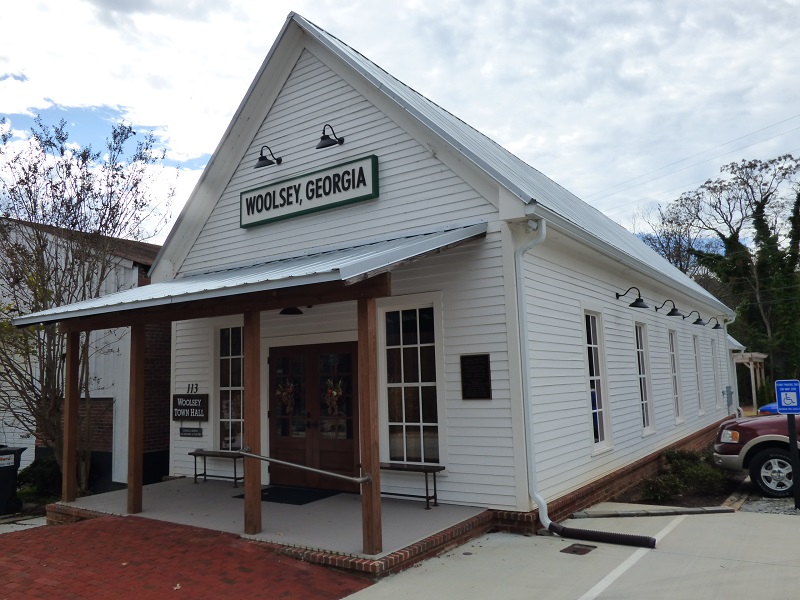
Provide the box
[514,217,656,550]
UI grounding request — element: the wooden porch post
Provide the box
[127,323,145,514]
[358,297,382,554]
[62,330,80,502]
[243,310,262,534]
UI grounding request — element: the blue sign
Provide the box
[775,380,800,415]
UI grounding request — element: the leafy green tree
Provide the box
[0,116,173,493]
[676,155,800,379]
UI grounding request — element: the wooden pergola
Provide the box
[734,351,768,413]
[56,274,390,555]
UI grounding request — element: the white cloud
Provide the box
[2,0,799,232]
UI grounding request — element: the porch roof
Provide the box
[13,222,486,328]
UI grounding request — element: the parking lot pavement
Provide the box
[345,509,800,600]
[0,515,372,600]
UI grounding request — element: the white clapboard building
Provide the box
[15,13,737,549]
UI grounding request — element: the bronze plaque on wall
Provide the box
[460,354,492,400]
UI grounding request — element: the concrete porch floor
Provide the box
[49,477,491,575]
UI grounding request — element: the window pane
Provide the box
[421,386,437,422]
[405,426,421,462]
[388,388,403,422]
[229,421,242,450]
[419,308,434,344]
[220,328,230,357]
[385,311,401,347]
[231,327,242,356]
[389,425,404,461]
[386,348,401,383]
[220,359,230,388]
[231,357,242,388]
[423,426,439,463]
[403,347,419,383]
[231,390,242,420]
[419,346,436,382]
[404,387,420,423]
[220,390,230,419]
[402,309,418,345]
[219,422,230,448]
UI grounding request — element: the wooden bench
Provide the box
[189,449,244,488]
[380,462,445,509]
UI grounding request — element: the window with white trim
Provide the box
[585,312,609,445]
[693,335,703,413]
[669,330,683,420]
[385,307,439,463]
[635,323,654,431]
[219,326,244,450]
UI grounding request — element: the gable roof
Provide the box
[153,12,730,315]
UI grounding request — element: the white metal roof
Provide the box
[13,223,486,327]
[292,14,730,314]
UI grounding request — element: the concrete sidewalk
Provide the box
[345,506,800,599]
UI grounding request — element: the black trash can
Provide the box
[0,447,26,515]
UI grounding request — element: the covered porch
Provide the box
[13,225,489,558]
[46,477,490,574]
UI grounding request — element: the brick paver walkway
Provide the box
[0,516,372,599]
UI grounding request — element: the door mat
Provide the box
[234,485,340,505]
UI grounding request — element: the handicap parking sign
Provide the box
[775,380,800,414]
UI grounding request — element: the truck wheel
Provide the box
[749,448,793,497]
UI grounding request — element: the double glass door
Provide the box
[269,342,358,492]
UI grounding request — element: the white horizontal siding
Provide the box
[171,231,520,508]
[525,236,732,502]
[179,49,495,276]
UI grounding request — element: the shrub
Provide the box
[681,463,726,495]
[639,473,685,502]
[17,455,62,497]
[636,446,727,502]
[664,449,702,474]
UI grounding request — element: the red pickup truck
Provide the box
[713,414,798,497]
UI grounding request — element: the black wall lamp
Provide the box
[279,307,303,315]
[683,310,706,326]
[707,317,724,330]
[655,299,683,317]
[315,124,344,149]
[615,286,649,309]
[254,145,282,168]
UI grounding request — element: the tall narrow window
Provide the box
[669,331,683,420]
[385,307,439,463]
[635,324,653,431]
[711,339,720,408]
[585,312,609,445]
[219,326,244,450]
[693,336,703,413]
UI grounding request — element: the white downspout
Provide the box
[514,218,551,527]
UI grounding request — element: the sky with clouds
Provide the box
[1,0,798,241]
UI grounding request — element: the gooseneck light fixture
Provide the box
[254,145,282,168]
[707,317,724,330]
[315,124,344,149]
[655,299,684,317]
[615,286,649,309]
[684,310,706,326]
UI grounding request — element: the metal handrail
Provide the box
[239,447,371,484]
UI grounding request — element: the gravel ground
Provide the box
[737,480,800,515]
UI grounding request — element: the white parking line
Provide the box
[577,515,686,600]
